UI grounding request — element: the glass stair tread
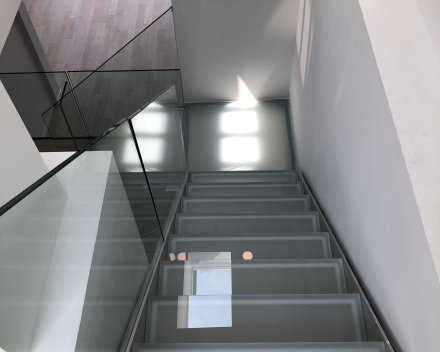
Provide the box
[181,196,311,213]
[168,233,332,260]
[186,183,304,197]
[175,213,320,234]
[158,259,347,296]
[145,294,367,344]
[134,342,387,352]
[189,171,299,184]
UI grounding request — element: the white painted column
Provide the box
[0,0,49,207]
[359,0,440,283]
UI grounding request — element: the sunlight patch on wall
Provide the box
[220,111,258,134]
[221,137,259,163]
[228,76,257,107]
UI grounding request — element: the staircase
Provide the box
[134,170,387,352]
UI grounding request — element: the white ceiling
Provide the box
[172,0,301,102]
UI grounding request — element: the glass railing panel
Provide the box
[131,85,187,228]
[0,119,163,352]
[88,120,164,258]
[97,8,178,72]
[0,170,68,352]
[0,71,89,152]
[39,83,91,152]
[40,100,78,152]
[0,72,69,139]
[66,8,177,90]
[74,120,163,352]
[67,70,183,137]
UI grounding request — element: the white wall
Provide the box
[290,1,440,352]
[0,0,21,52]
[0,0,49,208]
[187,102,292,171]
[172,0,300,102]
[0,81,49,207]
[358,0,440,296]
[414,0,440,60]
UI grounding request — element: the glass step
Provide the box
[145,294,367,343]
[175,213,320,234]
[181,196,311,213]
[158,259,346,296]
[134,342,387,352]
[186,183,304,197]
[189,171,299,184]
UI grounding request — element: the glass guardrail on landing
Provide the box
[0,6,183,153]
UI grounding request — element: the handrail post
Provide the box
[128,119,164,240]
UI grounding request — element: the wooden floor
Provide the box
[23,0,176,71]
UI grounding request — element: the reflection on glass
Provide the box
[184,295,232,329]
[177,293,233,329]
[174,252,233,329]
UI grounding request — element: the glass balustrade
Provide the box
[0,71,80,151]
[0,84,187,352]
[66,70,183,138]
[0,7,183,153]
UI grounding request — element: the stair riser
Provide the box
[168,234,332,260]
[181,197,311,213]
[186,183,304,197]
[145,295,367,343]
[190,172,298,184]
[175,214,320,234]
[134,342,387,352]
[158,260,347,296]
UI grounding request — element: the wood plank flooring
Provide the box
[73,70,183,136]
[23,0,176,71]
